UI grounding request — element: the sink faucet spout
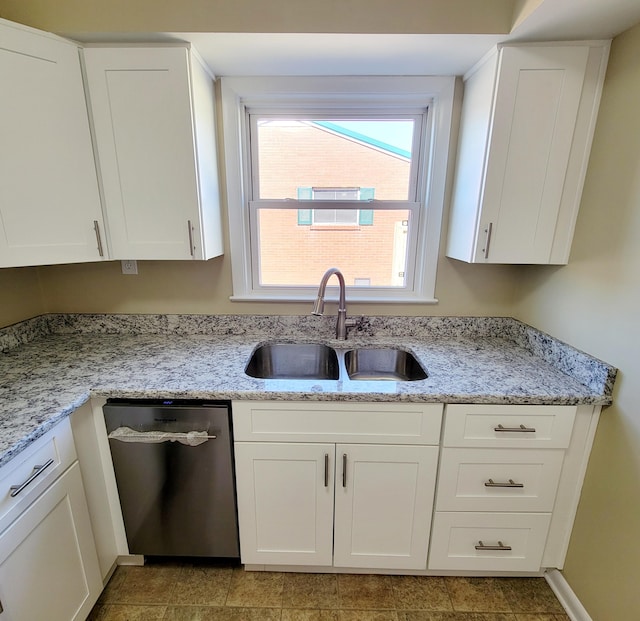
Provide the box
[312,267,357,340]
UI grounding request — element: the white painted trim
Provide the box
[542,405,601,568]
[245,563,545,577]
[219,75,455,303]
[545,568,593,621]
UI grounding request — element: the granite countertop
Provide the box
[0,313,617,468]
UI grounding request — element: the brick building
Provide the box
[255,121,411,287]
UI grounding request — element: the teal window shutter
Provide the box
[359,187,374,225]
[297,187,313,225]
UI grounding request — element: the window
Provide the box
[310,188,360,226]
[220,76,455,302]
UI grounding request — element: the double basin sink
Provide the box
[245,343,427,382]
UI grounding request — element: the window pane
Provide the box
[255,119,414,200]
[313,209,359,225]
[257,208,410,287]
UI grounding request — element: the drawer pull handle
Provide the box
[9,458,55,497]
[475,540,512,551]
[494,424,536,433]
[484,478,524,488]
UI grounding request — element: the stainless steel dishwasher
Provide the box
[103,399,239,558]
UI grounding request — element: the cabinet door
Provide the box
[479,45,590,263]
[83,47,205,260]
[0,462,102,621]
[0,20,106,267]
[234,442,335,566]
[334,444,439,570]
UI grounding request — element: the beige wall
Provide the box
[0,267,45,327]
[34,254,521,318]
[0,0,514,35]
[514,22,640,621]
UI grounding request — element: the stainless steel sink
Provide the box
[245,343,339,380]
[344,348,427,381]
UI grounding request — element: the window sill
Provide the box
[229,293,439,304]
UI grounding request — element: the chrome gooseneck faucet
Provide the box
[312,267,358,340]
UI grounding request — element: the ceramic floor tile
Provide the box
[397,613,516,621]
[335,611,399,621]
[391,576,453,611]
[87,604,166,620]
[89,563,569,621]
[163,606,282,620]
[225,568,285,608]
[463,615,518,621]
[283,573,339,609]
[337,575,396,610]
[169,565,233,606]
[281,610,339,621]
[499,579,565,614]
[115,565,183,605]
[444,578,512,613]
[96,566,129,604]
[516,612,570,621]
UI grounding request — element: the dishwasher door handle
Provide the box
[108,427,217,446]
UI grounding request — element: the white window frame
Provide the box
[220,76,456,303]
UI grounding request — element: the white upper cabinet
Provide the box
[446,42,610,264]
[83,46,223,260]
[0,19,107,267]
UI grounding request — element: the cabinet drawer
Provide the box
[428,511,551,572]
[232,401,443,445]
[436,448,564,512]
[0,418,76,532]
[443,405,576,448]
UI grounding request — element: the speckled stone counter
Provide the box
[0,314,616,468]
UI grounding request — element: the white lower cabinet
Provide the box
[233,401,599,575]
[333,443,438,569]
[234,442,335,566]
[429,404,579,572]
[0,462,102,620]
[0,417,102,620]
[235,441,438,569]
[233,401,442,570]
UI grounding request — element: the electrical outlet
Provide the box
[121,260,138,275]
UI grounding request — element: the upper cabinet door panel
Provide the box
[83,47,203,260]
[0,20,105,267]
[480,46,589,263]
[446,42,609,265]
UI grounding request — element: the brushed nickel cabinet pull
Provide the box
[187,220,195,256]
[494,424,536,433]
[484,478,524,488]
[324,453,329,488]
[483,222,493,259]
[342,453,347,488]
[93,220,104,257]
[10,458,55,497]
[475,540,512,551]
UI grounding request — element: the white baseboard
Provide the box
[116,554,144,566]
[545,569,593,621]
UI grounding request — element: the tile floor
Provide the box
[88,560,570,621]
